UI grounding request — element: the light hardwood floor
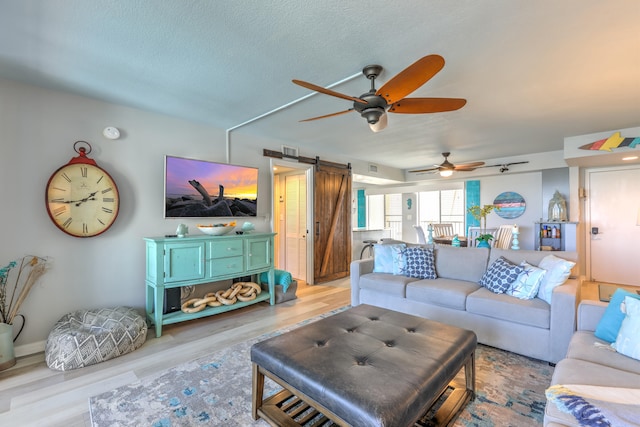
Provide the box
[0,279,351,427]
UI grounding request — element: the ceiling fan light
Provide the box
[439,169,454,177]
[360,107,384,124]
[369,113,388,132]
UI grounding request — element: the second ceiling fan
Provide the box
[292,54,466,132]
[410,152,485,177]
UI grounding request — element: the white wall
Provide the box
[479,172,543,251]
[1,78,280,353]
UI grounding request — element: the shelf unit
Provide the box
[144,232,276,337]
[534,222,577,252]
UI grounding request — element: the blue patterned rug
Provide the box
[89,308,553,426]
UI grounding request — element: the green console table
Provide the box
[144,232,276,337]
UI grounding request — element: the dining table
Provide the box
[433,235,469,247]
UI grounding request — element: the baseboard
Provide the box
[15,340,45,357]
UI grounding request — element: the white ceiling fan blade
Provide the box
[369,113,388,133]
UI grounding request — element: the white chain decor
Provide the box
[181,282,262,313]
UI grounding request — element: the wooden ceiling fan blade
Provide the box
[454,161,485,171]
[292,79,367,104]
[299,109,354,122]
[376,55,445,104]
[408,167,439,173]
[389,97,467,114]
[477,161,529,169]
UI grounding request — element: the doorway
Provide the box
[272,160,314,284]
[586,165,640,286]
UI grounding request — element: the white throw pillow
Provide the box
[507,262,546,300]
[612,296,640,361]
[536,254,575,304]
[372,244,406,275]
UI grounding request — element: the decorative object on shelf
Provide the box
[467,204,500,247]
[241,221,255,233]
[197,222,236,236]
[45,141,120,237]
[181,282,262,313]
[0,255,49,371]
[579,131,640,152]
[427,224,434,244]
[511,225,520,250]
[451,235,461,247]
[547,190,568,222]
[493,191,526,219]
[176,223,188,238]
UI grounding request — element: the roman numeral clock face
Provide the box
[46,163,120,237]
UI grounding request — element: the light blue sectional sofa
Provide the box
[350,245,579,364]
[544,299,640,426]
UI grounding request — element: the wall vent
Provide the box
[368,164,378,173]
[281,145,299,158]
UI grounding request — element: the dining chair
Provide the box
[413,225,427,244]
[432,224,454,237]
[467,226,497,247]
[493,225,514,249]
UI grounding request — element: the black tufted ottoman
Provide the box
[251,304,477,427]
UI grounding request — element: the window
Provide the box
[418,189,465,236]
[366,193,403,240]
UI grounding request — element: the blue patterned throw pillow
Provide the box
[507,262,546,300]
[401,247,437,279]
[373,243,406,275]
[479,256,523,294]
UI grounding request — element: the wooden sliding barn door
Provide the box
[313,164,352,283]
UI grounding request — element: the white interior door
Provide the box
[285,173,307,280]
[587,166,640,285]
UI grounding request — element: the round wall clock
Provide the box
[45,141,120,237]
[493,191,526,219]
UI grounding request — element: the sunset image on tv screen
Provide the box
[164,156,258,218]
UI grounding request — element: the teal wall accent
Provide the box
[466,180,480,229]
[357,189,366,228]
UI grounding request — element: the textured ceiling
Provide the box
[1,1,639,172]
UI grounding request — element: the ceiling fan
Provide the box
[292,54,466,132]
[479,161,530,173]
[409,152,485,177]
[410,154,530,177]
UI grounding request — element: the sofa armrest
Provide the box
[577,300,607,332]
[350,259,374,306]
[549,278,579,363]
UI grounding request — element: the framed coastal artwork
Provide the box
[493,191,526,219]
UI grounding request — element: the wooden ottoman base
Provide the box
[253,354,474,427]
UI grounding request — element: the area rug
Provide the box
[89,308,553,426]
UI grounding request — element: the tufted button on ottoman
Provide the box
[251,304,477,427]
[45,307,147,371]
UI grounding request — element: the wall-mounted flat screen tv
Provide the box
[164,155,258,218]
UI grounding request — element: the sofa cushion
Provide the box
[566,331,640,375]
[506,261,545,300]
[401,247,437,279]
[595,288,640,343]
[406,278,480,310]
[536,254,575,304]
[479,256,523,294]
[358,273,419,298]
[372,243,406,275]
[466,287,550,328]
[545,358,640,426]
[612,296,640,361]
[433,246,489,283]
